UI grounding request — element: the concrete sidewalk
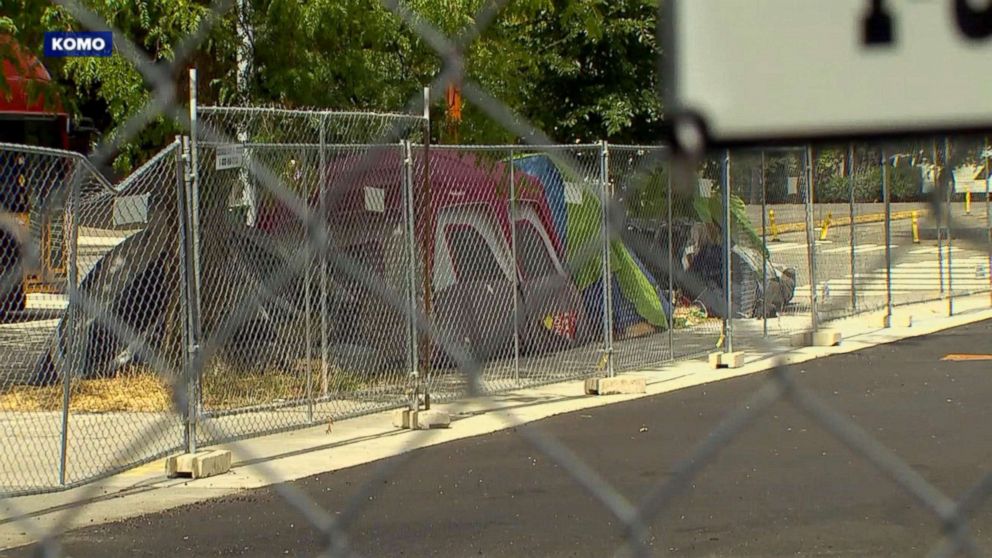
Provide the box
[2,293,992,551]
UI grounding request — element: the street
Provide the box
[8,318,991,557]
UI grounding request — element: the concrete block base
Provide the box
[813,331,842,346]
[790,330,842,347]
[873,314,913,328]
[709,351,744,369]
[584,376,646,395]
[165,450,232,479]
[392,409,451,430]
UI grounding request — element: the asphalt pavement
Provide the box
[7,319,992,557]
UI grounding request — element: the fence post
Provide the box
[882,147,893,327]
[599,141,615,377]
[985,137,991,306]
[667,164,675,356]
[182,68,203,454]
[318,113,329,397]
[508,148,521,384]
[933,139,945,295]
[945,137,954,316]
[58,159,83,486]
[848,143,857,314]
[176,135,201,455]
[804,145,818,332]
[760,151,768,337]
[304,145,314,423]
[401,140,420,410]
[721,149,733,352]
[419,87,433,393]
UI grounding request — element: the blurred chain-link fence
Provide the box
[3,2,992,556]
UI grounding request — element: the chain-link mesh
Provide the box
[191,108,426,443]
[3,2,992,557]
[0,141,185,495]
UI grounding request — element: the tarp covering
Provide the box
[513,154,670,330]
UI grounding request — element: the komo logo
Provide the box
[44,32,113,57]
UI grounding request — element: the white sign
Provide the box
[787,177,799,196]
[215,144,244,170]
[953,165,990,193]
[364,187,385,213]
[697,178,713,198]
[563,181,584,205]
[666,1,992,142]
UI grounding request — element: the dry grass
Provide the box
[0,367,172,413]
[673,306,717,329]
[0,360,373,413]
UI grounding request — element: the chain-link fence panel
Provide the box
[0,142,185,495]
[943,136,991,303]
[190,107,426,445]
[653,152,726,359]
[725,149,792,342]
[610,145,675,371]
[411,145,610,397]
[756,147,813,328]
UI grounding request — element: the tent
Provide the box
[512,154,671,337]
[259,147,592,368]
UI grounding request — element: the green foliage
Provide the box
[1,0,661,170]
[693,193,768,257]
[815,165,922,203]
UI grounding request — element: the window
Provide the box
[445,224,504,283]
[514,221,556,279]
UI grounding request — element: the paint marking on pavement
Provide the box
[818,244,887,255]
[941,354,992,361]
[767,242,804,253]
[120,459,166,476]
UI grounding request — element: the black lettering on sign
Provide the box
[863,0,894,46]
[863,0,992,45]
[955,0,992,39]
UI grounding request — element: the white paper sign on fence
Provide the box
[215,144,245,170]
[364,187,385,213]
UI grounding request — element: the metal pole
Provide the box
[848,143,857,314]
[760,151,768,337]
[599,141,615,376]
[985,137,991,306]
[882,148,893,326]
[318,114,329,397]
[934,139,945,294]
[722,149,733,353]
[185,69,202,454]
[402,141,420,408]
[58,160,82,485]
[666,166,675,357]
[177,136,201,454]
[945,137,954,316]
[508,148,520,384]
[303,148,313,423]
[804,145,818,332]
[419,86,432,392]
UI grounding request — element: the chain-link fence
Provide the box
[4,2,992,556]
[4,126,992,543]
[0,141,185,496]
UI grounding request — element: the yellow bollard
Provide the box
[912,210,920,244]
[819,212,833,241]
[966,191,972,215]
[769,209,779,241]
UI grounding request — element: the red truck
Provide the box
[0,36,94,318]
